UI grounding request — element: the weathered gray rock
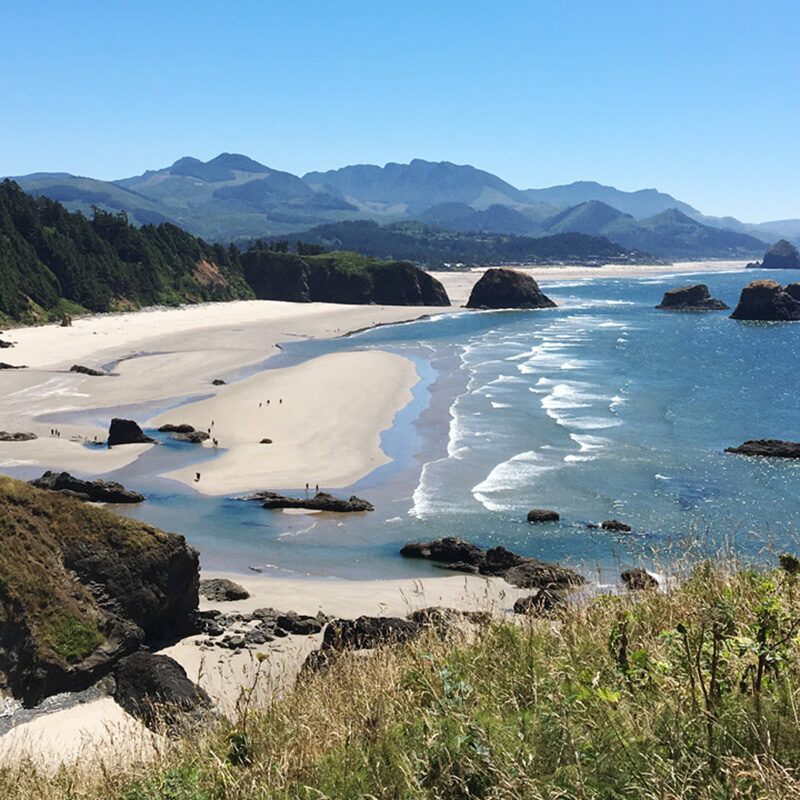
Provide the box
[198,578,249,602]
[466,268,557,310]
[527,509,560,523]
[725,439,800,459]
[29,471,144,503]
[0,431,37,442]
[108,418,156,446]
[730,280,800,321]
[656,284,729,311]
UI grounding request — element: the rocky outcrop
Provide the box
[730,280,800,321]
[172,431,210,443]
[527,509,559,523]
[656,284,729,311]
[70,364,108,376]
[29,471,144,503]
[400,537,583,589]
[754,239,800,269]
[158,423,196,434]
[198,578,249,602]
[466,268,556,310]
[0,431,37,441]
[725,439,800,459]
[108,417,156,446]
[322,616,420,651]
[211,378,226,385]
[244,491,374,513]
[113,652,212,731]
[195,607,326,649]
[241,251,450,306]
[601,519,632,532]
[513,589,564,615]
[0,339,14,348]
[621,568,658,590]
[0,362,26,369]
[0,476,198,705]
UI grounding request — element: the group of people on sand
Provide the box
[258,398,283,408]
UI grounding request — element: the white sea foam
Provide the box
[472,450,555,511]
[491,402,511,408]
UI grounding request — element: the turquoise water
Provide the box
[21,269,800,581]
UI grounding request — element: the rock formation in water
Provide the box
[730,280,800,321]
[0,475,198,705]
[0,431,37,441]
[527,509,560,523]
[29,471,144,503]
[750,239,800,269]
[725,439,800,458]
[656,284,729,311]
[600,519,632,532]
[466,268,557,310]
[242,491,374,513]
[400,536,583,589]
[70,364,108,376]
[108,417,156,446]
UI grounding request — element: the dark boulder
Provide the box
[527,509,559,523]
[276,611,324,636]
[70,364,108,376]
[725,439,800,459]
[466,268,557,310]
[513,589,564,615]
[29,471,144,503]
[601,519,632,532]
[0,339,14,348]
[259,438,273,444]
[172,431,210,443]
[322,616,420,651]
[0,431,37,442]
[400,537,583,589]
[158,423,195,434]
[211,379,226,386]
[621,568,658,590]
[108,418,156,446]
[198,578,249,602]
[730,280,800,321]
[113,652,212,731]
[0,363,26,369]
[250,491,374,513]
[656,284,729,311]
[758,239,800,269]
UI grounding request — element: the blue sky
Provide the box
[2,0,798,221]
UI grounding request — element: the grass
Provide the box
[41,612,103,663]
[6,552,800,798]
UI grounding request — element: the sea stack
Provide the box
[755,239,800,269]
[108,417,156,446]
[656,284,729,311]
[466,268,557,310]
[730,280,800,321]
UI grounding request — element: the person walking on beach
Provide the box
[195,472,201,482]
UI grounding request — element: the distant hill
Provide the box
[290,219,655,268]
[415,203,535,235]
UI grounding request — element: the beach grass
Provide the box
[6,550,800,798]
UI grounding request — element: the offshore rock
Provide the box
[247,491,374,513]
[601,519,632,532]
[526,509,560,523]
[725,439,800,459]
[730,280,800,321]
[656,284,729,311]
[466,268,557,310]
[757,239,800,269]
[108,418,156,446]
[29,471,144,503]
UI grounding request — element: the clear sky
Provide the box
[2,0,798,221]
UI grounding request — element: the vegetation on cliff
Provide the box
[6,550,800,798]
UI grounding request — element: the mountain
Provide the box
[291,220,656,268]
[415,202,536,235]
[303,159,531,215]
[521,180,699,218]
[540,200,631,236]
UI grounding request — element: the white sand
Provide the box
[149,349,419,494]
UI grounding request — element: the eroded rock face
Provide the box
[0,432,37,442]
[621,568,659,590]
[400,537,583,589]
[466,268,557,310]
[245,491,374,513]
[108,418,156,446]
[29,471,144,503]
[730,280,800,321]
[113,652,212,731]
[198,578,249,602]
[760,239,800,269]
[725,439,800,459]
[656,284,729,311]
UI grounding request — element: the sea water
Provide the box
[21,268,800,581]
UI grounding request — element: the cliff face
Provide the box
[0,476,198,705]
[240,251,450,306]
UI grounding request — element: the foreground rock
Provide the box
[725,439,800,459]
[244,491,374,513]
[29,471,144,503]
[466,268,557,310]
[198,578,249,602]
[113,652,212,731]
[751,239,800,269]
[400,537,583,589]
[730,280,800,321]
[621,568,659,590]
[108,417,156,446]
[323,616,420,650]
[527,509,559,523]
[0,431,37,441]
[70,364,108,376]
[513,589,564,615]
[0,476,198,705]
[656,284,729,311]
